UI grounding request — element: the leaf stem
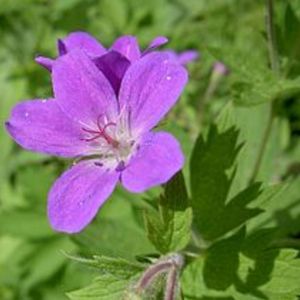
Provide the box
[248,104,274,184]
[249,0,279,184]
[266,0,280,75]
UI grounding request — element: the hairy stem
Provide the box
[164,266,178,300]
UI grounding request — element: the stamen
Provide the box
[82,127,102,134]
[81,134,102,142]
[81,120,118,147]
[96,114,104,131]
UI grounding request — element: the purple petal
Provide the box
[60,31,106,57]
[163,50,199,65]
[143,36,168,54]
[121,132,184,193]
[57,39,67,56]
[35,56,55,71]
[5,99,85,157]
[111,35,141,62]
[52,49,118,124]
[118,52,188,135]
[177,50,199,65]
[48,162,119,233]
[94,51,130,95]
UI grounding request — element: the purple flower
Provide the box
[6,46,187,233]
[35,32,196,94]
[35,32,168,94]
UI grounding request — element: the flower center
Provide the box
[80,114,136,169]
[81,122,119,148]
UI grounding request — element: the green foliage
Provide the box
[67,273,140,300]
[1,0,300,299]
[182,244,300,300]
[190,124,262,241]
[144,171,192,253]
[66,256,144,300]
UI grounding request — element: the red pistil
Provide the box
[81,120,119,147]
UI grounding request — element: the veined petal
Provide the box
[60,31,107,57]
[5,99,85,157]
[111,35,141,62]
[121,132,184,193]
[94,51,130,95]
[118,52,188,135]
[52,49,118,124]
[48,161,119,233]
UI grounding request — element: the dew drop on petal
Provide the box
[42,99,47,103]
[24,112,29,118]
[166,75,171,80]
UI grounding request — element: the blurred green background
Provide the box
[0,0,300,299]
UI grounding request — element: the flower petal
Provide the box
[118,52,188,135]
[177,50,199,65]
[111,35,141,62]
[48,162,119,233]
[5,99,85,157]
[121,131,184,193]
[35,56,55,71]
[60,31,106,57]
[143,36,168,54]
[52,49,118,124]
[94,51,130,95]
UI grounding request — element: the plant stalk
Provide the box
[249,0,279,184]
[266,0,280,75]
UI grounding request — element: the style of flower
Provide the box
[6,40,188,233]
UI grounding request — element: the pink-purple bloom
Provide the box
[5,33,188,233]
[35,32,197,94]
[213,61,229,76]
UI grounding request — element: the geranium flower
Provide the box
[35,32,196,94]
[6,47,187,233]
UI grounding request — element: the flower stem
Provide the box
[135,253,184,294]
[164,266,178,300]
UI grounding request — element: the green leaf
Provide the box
[277,2,300,75]
[66,255,144,279]
[72,191,155,261]
[208,47,300,106]
[182,228,300,300]
[233,75,300,106]
[190,124,262,241]
[203,228,245,291]
[237,250,300,300]
[67,273,141,300]
[144,171,192,253]
[0,210,54,239]
[248,177,300,237]
[216,102,284,191]
[67,274,136,300]
[21,237,76,291]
